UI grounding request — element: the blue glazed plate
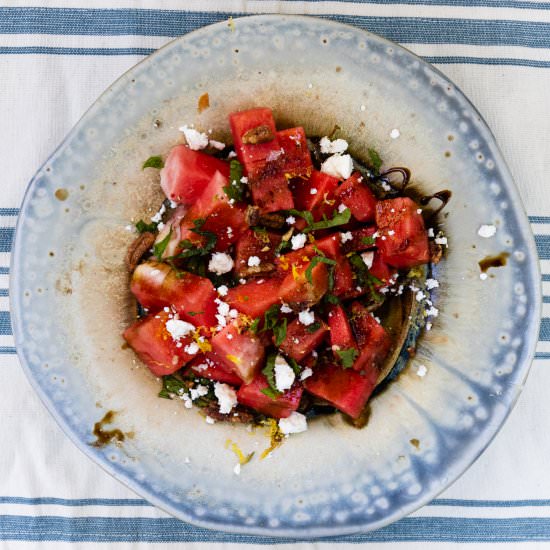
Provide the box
[10,15,540,537]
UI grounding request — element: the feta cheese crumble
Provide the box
[247,256,261,267]
[310,188,318,195]
[291,233,307,250]
[300,367,313,381]
[338,204,348,214]
[189,384,208,400]
[298,309,315,326]
[426,278,439,290]
[179,125,209,150]
[478,224,497,238]
[217,285,229,296]
[274,355,296,392]
[214,382,238,414]
[416,364,428,377]
[165,319,195,340]
[184,342,200,355]
[340,231,353,243]
[434,236,448,246]
[390,128,401,139]
[480,272,488,280]
[319,136,349,154]
[361,251,374,269]
[205,416,216,424]
[278,412,308,435]
[280,304,292,314]
[286,216,296,225]
[150,203,166,224]
[321,154,353,180]
[233,463,241,476]
[208,252,234,275]
[208,139,225,150]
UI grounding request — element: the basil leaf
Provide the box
[135,219,158,233]
[261,304,281,333]
[142,156,164,170]
[275,239,291,255]
[261,353,281,399]
[324,293,340,305]
[348,253,385,301]
[186,311,204,317]
[170,218,217,260]
[305,255,337,284]
[272,318,288,346]
[223,159,246,201]
[361,236,376,246]
[287,357,301,375]
[304,208,351,233]
[248,318,260,334]
[153,228,172,260]
[367,148,382,174]
[336,348,359,369]
[286,208,314,226]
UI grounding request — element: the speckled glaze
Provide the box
[10,15,540,537]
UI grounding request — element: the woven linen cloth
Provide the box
[1,1,550,548]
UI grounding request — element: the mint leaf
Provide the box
[158,375,186,399]
[248,318,260,334]
[361,236,376,246]
[306,321,322,333]
[336,348,359,369]
[272,317,288,346]
[304,208,351,233]
[305,255,337,284]
[367,148,382,174]
[287,357,301,375]
[186,311,204,317]
[135,219,158,233]
[286,208,314,226]
[142,156,164,170]
[261,353,281,399]
[261,304,281,333]
[223,159,245,201]
[153,228,172,260]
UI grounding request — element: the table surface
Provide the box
[1,1,550,548]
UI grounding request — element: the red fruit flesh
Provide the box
[328,305,357,351]
[225,277,283,318]
[278,318,329,361]
[335,172,377,222]
[187,354,243,386]
[277,127,313,178]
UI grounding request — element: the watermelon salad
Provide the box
[123,107,445,437]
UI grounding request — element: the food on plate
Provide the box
[123,107,446,437]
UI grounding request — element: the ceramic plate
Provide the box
[10,15,540,537]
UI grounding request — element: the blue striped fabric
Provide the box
[2,2,550,544]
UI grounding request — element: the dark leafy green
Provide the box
[153,228,172,260]
[142,156,164,170]
[158,375,187,399]
[272,318,288,346]
[223,159,246,201]
[367,148,382,174]
[305,255,337,284]
[261,353,281,399]
[306,321,322,333]
[336,348,359,369]
[135,219,158,233]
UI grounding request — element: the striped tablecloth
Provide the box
[2,2,549,548]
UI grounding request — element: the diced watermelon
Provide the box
[369,251,397,287]
[229,107,281,176]
[333,257,355,297]
[237,373,303,419]
[123,310,197,377]
[131,261,218,328]
[278,318,329,361]
[202,204,248,251]
[234,229,281,278]
[225,277,283,318]
[303,362,377,419]
[375,197,430,268]
[249,169,294,213]
[335,172,377,222]
[328,305,357,351]
[187,354,243,386]
[277,127,313,178]
[292,170,339,220]
[278,260,329,308]
[210,321,265,383]
[154,205,191,260]
[350,302,392,372]
[160,145,230,205]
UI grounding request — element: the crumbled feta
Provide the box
[360,104,366,112]
[361,251,374,269]
[426,322,433,331]
[298,309,315,326]
[286,216,296,225]
[280,304,293,314]
[340,231,353,243]
[338,204,348,214]
[319,136,349,154]
[217,285,229,296]
[229,309,238,318]
[208,252,234,275]
[240,176,249,184]
[321,154,354,180]
[209,139,225,150]
[390,128,401,139]
[416,291,426,302]
[165,319,195,340]
[184,342,200,355]
[239,278,246,285]
[435,235,448,246]
[247,256,261,267]
[189,384,209,400]
[428,227,435,238]
[291,233,307,250]
[179,125,209,150]
[274,355,295,392]
[233,463,241,475]
[480,272,488,280]
[478,224,497,238]
[416,364,428,377]
[205,416,216,424]
[216,300,230,317]
[300,367,313,381]
[266,148,284,162]
[227,151,237,159]
[182,394,193,409]
[310,188,318,195]
[387,230,395,236]
[150,203,166,224]
[426,278,439,290]
[278,412,308,435]
[426,306,439,317]
[214,382,238,414]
